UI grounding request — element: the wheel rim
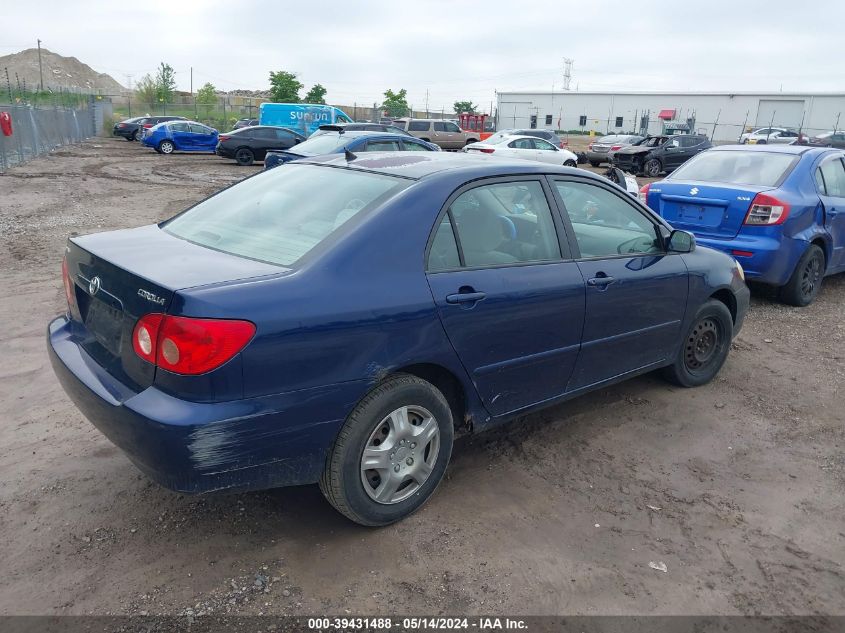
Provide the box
[161,141,173,153]
[236,149,251,163]
[645,160,659,176]
[800,253,823,298]
[360,405,440,505]
[685,317,722,372]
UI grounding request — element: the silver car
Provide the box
[585,134,644,166]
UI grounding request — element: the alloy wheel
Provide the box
[800,253,823,300]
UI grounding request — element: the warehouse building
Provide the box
[495,91,845,142]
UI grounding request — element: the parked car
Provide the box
[216,126,306,166]
[114,115,186,141]
[311,123,412,137]
[232,118,259,130]
[740,127,800,145]
[462,135,578,166]
[797,131,845,149]
[586,134,645,166]
[641,145,845,305]
[611,134,712,177]
[391,118,480,149]
[264,131,438,169]
[507,128,568,148]
[49,152,749,525]
[142,120,219,154]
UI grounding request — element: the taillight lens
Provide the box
[744,193,790,225]
[478,148,495,154]
[118,123,126,128]
[638,183,651,204]
[132,314,255,375]
[144,124,153,128]
[610,145,622,151]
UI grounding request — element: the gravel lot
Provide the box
[0,138,843,617]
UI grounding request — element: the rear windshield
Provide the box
[668,150,799,187]
[163,164,406,266]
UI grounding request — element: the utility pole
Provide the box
[37,39,44,91]
[563,58,573,91]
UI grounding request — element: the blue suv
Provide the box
[641,145,845,305]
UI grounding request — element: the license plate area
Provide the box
[84,296,124,356]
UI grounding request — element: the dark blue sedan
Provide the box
[48,153,749,525]
[142,120,219,154]
[641,145,845,305]
[263,131,439,169]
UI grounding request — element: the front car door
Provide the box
[661,137,684,169]
[442,121,463,149]
[532,138,562,165]
[426,178,585,417]
[168,122,191,149]
[189,123,216,151]
[549,177,688,391]
[433,121,454,149]
[816,154,845,270]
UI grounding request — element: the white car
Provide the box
[462,134,578,166]
[740,127,800,144]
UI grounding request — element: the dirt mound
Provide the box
[0,47,125,95]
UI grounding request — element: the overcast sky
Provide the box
[1,0,842,112]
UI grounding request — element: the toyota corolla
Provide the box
[48,153,749,525]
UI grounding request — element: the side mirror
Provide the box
[667,229,695,253]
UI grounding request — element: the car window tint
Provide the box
[275,128,295,140]
[554,180,662,258]
[408,120,430,132]
[364,140,400,151]
[402,140,431,151]
[170,122,190,132]
[164,164,406,267]
[427,216,461,271]
[433,122,447,132]
[509,138,534,150]
[449,181,561,267]
[444,122,461,133]
[820,158,845,197]
[252,128,277,139]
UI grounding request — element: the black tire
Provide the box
[465,138,478,146]
[643,157,662,178]
[662,299,733,387]
[564,159,577,167]
[158,140,174,155]
[757,140,767,145]
[779,244,825,307]
[589,160,601,167]
[420,138,431,143]
[235,147,255,166]
[319,374,454,526]
[125,134,134,142]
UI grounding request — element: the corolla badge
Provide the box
[138,289,166,305]
[88,276,101,296]
[689,187,699,195]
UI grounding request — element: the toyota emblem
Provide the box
[88,276,101,296]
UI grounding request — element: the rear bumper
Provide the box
[585,150,610,163]
[215,146,234,158]
[693,234,804,286]
[48,316,356,494]
[113,128,135,138]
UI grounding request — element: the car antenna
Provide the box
[344,148,358,161]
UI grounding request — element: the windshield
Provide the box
[667,150,799,187]
[163,164,407,266]
[291,134,350,155]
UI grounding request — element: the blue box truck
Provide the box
[259,103,353,136]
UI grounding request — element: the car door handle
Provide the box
[446,291,486,304]
[587,275,616,287]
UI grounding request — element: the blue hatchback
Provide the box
[263,131,439,169]
[641,145,845,305]
[142,120,219,154]
[48,153,748,525]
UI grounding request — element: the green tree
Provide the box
[303,83,327,104]
[382,88,410,117]
[269,70,303,103]
[154,62,177,105]
[196,82,217,117]
[453,100,478,114]
[135,74,157,109]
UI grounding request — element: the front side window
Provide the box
[189,123,210,134]
[444,122,461,133]
[164,164,406,267]
[534,139,556,151]
[402,140,432,151]
[441,181,561,268]
[554,180,662,258]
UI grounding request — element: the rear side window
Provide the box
[409,120,430,132]
[819,157,845,197]
[163,164,406,267]
[509,138,534,149]
[363,140,400,151]
[170,122,190,132]
[668,150,798,187]
[428,217,461,271]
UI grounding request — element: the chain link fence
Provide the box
[0,97,112,172]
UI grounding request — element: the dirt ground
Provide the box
[0,138,843,618]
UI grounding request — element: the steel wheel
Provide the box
[159,140,174,154]
[684,317,722,373]
[235,148,254,166]
[360,405,440,505]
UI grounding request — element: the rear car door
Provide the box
[550,177,688,390]
[816,154,845,269]
[426,178,585,417]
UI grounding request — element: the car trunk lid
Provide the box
[652,181,774,238]
[64,225,284,389]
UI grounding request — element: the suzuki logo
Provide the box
[88,276,101,296]
[689,187,699,195]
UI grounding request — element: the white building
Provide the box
[495,91,845,142]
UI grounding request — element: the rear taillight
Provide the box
[143,123,153,128]
[117,123,126,128]
[610,145,622,151]
[132,314,255,375]
[638,183,651,204]
[478,148,495,154]
[218,135,230,142]
[744,193,790,225]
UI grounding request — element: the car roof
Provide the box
[297,151,591,181]
[708,144,821,155]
